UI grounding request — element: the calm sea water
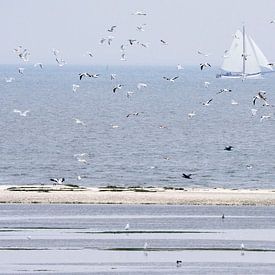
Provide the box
[0,204,275,274]
[0,65,274,188]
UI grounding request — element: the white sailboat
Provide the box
[217,26,273,79]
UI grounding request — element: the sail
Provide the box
[248,36,273,70]
[221,30,243,73]
[220,27,272,77]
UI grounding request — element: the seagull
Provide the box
[200,63,211,70]
[120,53,127,61]
[182,173,192,179]
[163,76,179,82]
[52,48,60,56]
[251,108,258,116]
[5,77,15,83]
[260,115,271,122]
[202,98,213,106]
[217,88,232,94]
[18,49,30,61]
[108,25,117,32]
[138,42,149,48]
[132,11,147,15]
[204,81,210,88]
[100,38,106,44]
[111,124,119,129]
[126,112,141,117]
[77,157,88,164]
[79,72,92,80]
[125,223,130,230]
[113,84,123,93]
[91,74,100,78]
[18,68,24,74]
[137,83,147,90]
[55,57,66,66]
[107,36,114,45]
[143,242,148,250]
[188,111,196,118]
[253,91,268,106]
[224,146,233,151]
[270,20,275,24]
[231,99,239,105]
[198,50,211,57]
[128,39,137,45]
[177,64,184,70]
[126,91,134,98]
[160,39,168,45]
[120,44,126,51]
[86,51,93,58]
[73,118,86,126]
[72,84,80,92]
[34,63,43,69]
[50,178,65,185]
[13,109,30,116]
[137,24,146,31]
[73,153,87,158]
[110,74,116,80]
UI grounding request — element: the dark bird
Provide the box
[222,214,225,219]
[129,39,137,45]
[202,98,213,106]
[79,72,92,80]
[50,178,65,185]
[126,112,141,117]
[108,25,117,32]
[176,260,182,267]
[200,62,211,70]
[253,91,268,106]
[224,146,233,151]
[182,173,192,179]
[160,39,168,45]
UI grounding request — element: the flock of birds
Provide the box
[3,10,275,184]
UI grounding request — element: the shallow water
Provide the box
[0,204,275,274]
[0,65,275,188]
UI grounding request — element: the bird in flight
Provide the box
[137,83,147,90]
[34,63,43,69]
[5,77,15,83]
[204,81,210,88]
[126,112,142,117]
[260,115,271,122]
[18,68,24,74]
[197,50,211,57]
[55,58,66,67]
[163,76,179,82]
[137,24,146,31]
[50,178,65,185]
[253,91,269,106]
[188,111,196,119]
[217,88,232,94]
[202,98,213,106]
[13,109,30,116]
[108,25,117,32]
[73,118,86,126]
[132,11,147,16]
[79,72,92,80]
[110,74,116,80]
[182,173,192,179]
[113,84,123,93]
[224,146,233,151]
[200,63,211,70]
[177,64,184,70]
[72,84,80,92]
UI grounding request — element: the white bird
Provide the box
[52,48,60,56]
[113,84,123,93]
[240,243,245,255]
[137,24,146,31]
[231,99,239,105]
[77,175,82,181]
[198,50,211,57]
[18,68,24,74]
[121,53,127,61]
[143,242,148,250]
[56,57,66,66]
[127,91,135,98]
[202,98,213,106]
[111,124,119,129]
[188,111,196,118]
[204,81,210,88]
[120,44,126,51]
[50,178,65,185]
[260,115,271,122]
[125,223,130,230]
[108,25,117,32]
[77,157,88,164]
[177,64,184,70]
[107,36,114,45]
[79,72,92,80]
[73,153,87,158]
[137,83,147,90]
[163,76,179,82]
[251,108,258,116]
[13,109,30,116]
[5,77,15,83]
[34,63,43,69]
[72,84,80,92]
[73,118,86,126]
[132,11,147,16]
[110,74,116,80]
[200,63,211,70]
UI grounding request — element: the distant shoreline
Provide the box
[0,185,275,205]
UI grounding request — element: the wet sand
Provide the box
[1,185,275,205]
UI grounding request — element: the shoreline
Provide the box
[0,185,275,205]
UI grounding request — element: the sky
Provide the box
[1,0,275,66]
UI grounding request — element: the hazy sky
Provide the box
[1,0,275,65]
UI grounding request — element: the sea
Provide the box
[0,64,274,188]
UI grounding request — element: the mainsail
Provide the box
[218,26,272,79]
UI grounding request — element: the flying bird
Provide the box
[113,84,123,93]
[132,11,147,16]
[55,58,66,66]
[13,109,30,116]
[110,74,116,80]
[253,91,268,106]
[217,88,232,94]
[34,63,43,69]
[188,111,196,118]
[72,84,80,92]
[197,50,211,57]
[260,115,271,122]
[204,81,210,88]
[200,63,211,70]
[177,64,184,70]
[137,24,146,31]
[73,118,86,126]
[160,39,168,45]
[224,146,233,151]
[108,25,117,32]
[137,83,147,89]
[5,77,15,83]
[50,178,65,185]
[129,39,137,45]
[202,98,213,106]
[163,76,179,82]
[126,112,142,117]
[79,72,92,80]
[18,68,24,74]
[182,173,192,179]
[121,53,127,61]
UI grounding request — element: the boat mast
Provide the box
[242,25,246,76]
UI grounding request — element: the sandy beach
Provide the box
[0,185,275,205]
